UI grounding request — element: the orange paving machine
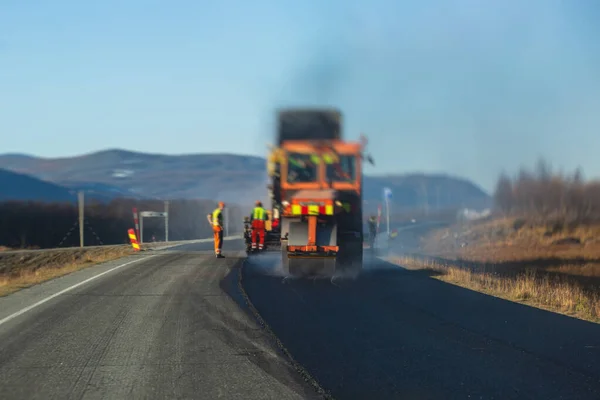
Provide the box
[256,107,375,277]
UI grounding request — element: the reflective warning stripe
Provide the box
[289,202,335,215]
[128,228,141,251]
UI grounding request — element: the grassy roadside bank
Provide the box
[0,238,230,297]
[0,246,137,296]
[396,217,600,323]
[388,254,600,323]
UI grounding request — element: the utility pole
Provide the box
[164,200,169,242]
[78,191,84,247]
[383,187,392,237]
[385,196,390,237]
[139,216,144,244]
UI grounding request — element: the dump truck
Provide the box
[256,107,373,277]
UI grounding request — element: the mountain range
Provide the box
[0,149,491,211]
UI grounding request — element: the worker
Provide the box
[267,146,285,178]
[368,215,377,248]
[288,155,317,182]
[207,201,226,258]
[250,200,268,251]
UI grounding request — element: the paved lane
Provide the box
[0,242,320,400]
[4,236,599,399]
[242,255,600,400]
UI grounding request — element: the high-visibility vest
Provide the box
[322,152,339,164]
[212,208,223,226]
[252,207,266,221]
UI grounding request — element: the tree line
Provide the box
[493,158,600,226]
[0,198,245,249]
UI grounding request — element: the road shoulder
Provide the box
[0,253,154,325]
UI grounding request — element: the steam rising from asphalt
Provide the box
[246,252,288,278]
[246,246,398,283]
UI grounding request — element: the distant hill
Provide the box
[0,149,491,210]
[0,168,142,203]
[364,173,491,210]
[0,168,75,202]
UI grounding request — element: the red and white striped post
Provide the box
[132,207,140,241]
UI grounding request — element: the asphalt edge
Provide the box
[236,258,334,400]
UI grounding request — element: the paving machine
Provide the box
[253,107,374,277]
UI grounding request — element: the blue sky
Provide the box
[1,0,599,192]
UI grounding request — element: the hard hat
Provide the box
[218,201,225,208]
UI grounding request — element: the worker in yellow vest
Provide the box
[250,200,269,251]
[207,201,226,258]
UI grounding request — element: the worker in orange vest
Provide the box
[250,200,268,251]
[207,201,226,258]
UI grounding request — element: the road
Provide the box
[0,239,319,400]
[243,255,600,399]
[0,239,599,399]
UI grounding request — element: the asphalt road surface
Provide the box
[0,239,319,400]
[243,254,600,399]
[1,238,600,399]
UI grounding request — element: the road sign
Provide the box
[383,187,392,199]
[140,211,168,217]
[138,207,169,244]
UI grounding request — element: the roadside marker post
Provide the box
[128,229,141,251]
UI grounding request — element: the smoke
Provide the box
[266,0,600,189]
[279,39,355,106]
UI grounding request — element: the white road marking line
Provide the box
[0,255,157,327]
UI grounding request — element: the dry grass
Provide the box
[421,217,600,279]
[390,255,600,323]
[0,246,135,296]
[406,217,600,322]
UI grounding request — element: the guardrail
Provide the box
[0,236,242,255]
